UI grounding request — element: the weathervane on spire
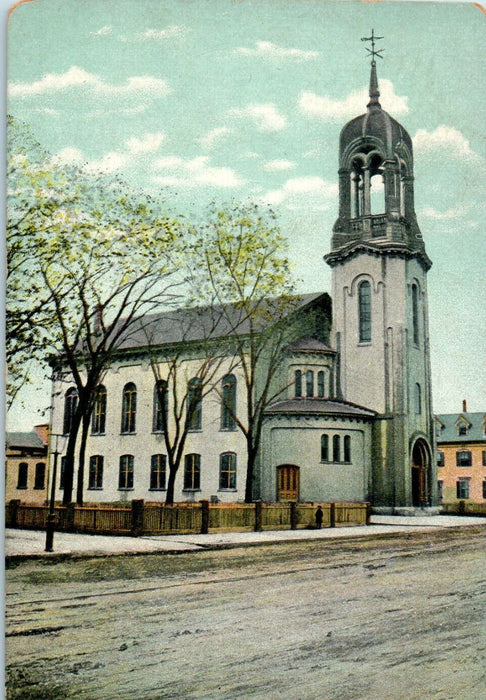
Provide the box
[361,29,384,66]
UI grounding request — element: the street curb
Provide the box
[7,525,484,566]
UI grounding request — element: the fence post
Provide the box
[290,502,298,530]
[458,500,465,515]
[131,499,145,536]
[330,502,336,528]
[8,500,21,528]
[65,503,76,531]
[200,500,209,534]
[366,502,372,525]
[254,501,263,532]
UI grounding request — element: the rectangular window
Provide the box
[150,454,166,490]
[88,455,104,490]
[219,453,236,490]
[483,451,486,467]
[119,455,134,490]
[483,480,486,500]
[34,463,46,490]
[456,450,472,467]
[184,454,201,490]
[187,380,202,431]
[456,479,470,499]
[436,451,444,467]
[358,281,372,343]
[92,386,107,434]
[17,463,28,489]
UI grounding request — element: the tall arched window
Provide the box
[295,370,302,398]
[219,452,237,490]
[153,380,168,432]
[17,463,28,489]
[358,280,372,343]
[415,383,422,415]
[34,463,46,490]
[317,371,325,398]
[184,453,201,490]
[118,454,134,489]
[63,387,78,435]
[221,374,237,430]
[150,454,166,490]
[321,435,329,462]
[333,435,341,463]
[306,370,314,397]
[91,385,107,434]
[88,455,104,490]
[412,283,419,345]
[187,378,202,430]
[121,383,137,434]
[344,436,351,463]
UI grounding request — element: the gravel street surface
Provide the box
[5,526,485,699]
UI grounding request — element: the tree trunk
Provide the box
[166,465,177,505]
[61,411,82,505]
[76,413,91,506]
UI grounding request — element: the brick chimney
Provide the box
[462,399,467,413]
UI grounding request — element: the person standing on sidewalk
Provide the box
[315,505,323,529]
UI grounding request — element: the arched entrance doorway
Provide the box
[411,439,430,507]
[277,464,300,502]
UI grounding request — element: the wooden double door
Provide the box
[277,465,300,502]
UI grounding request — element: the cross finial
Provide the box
[361,29,384,66]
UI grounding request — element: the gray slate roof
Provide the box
[264,398,376,418]
[6,432,47,451]
[117,292,328,351]
[435,412,486,444]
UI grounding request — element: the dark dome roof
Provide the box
[340,105,413,161]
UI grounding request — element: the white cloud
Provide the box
[235,41,319,61]
[422,206,467,221]
[125,132,165,154]
[199,127,232,151]
[261,176,338,209]
[262,159,296,172]
[298,79,409,120]
[91,26,112,37]
[137,26,186,40]
[153,155,244,188]
[413,126,478,160]
[228,103,287,132]
[51,147,85,166]
[84,151,130,174]
[9,66,170,98]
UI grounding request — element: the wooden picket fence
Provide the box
[6,499,370,537]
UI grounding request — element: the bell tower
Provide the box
[325,32,437,511]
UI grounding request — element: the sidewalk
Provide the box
[5,514,486,560]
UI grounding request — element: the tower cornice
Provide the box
[324,241,432,271]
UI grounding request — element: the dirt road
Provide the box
[6,528,486,699]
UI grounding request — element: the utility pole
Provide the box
[45,433,64,552]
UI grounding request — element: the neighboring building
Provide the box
[435,401,486,504]
[48,55,437,512]
[5,425,49,504]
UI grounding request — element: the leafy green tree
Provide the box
[188,203,300,502]
[7,116,181,504]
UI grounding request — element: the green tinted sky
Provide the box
[7,0,486,429]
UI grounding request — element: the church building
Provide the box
[48,51,437,513]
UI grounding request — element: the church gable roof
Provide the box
[114,292,330,353]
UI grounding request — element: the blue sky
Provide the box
[6,0,486,429]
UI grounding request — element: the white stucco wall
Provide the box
[260,415,372,503]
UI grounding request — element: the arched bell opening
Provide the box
[369,154,385,215]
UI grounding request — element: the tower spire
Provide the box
[361,29,384,108]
